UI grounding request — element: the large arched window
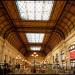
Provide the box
[68,44,75,51]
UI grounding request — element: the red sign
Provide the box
[70,50,75,59]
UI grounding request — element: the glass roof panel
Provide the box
[16,1,53,20]
[26,33,45,43]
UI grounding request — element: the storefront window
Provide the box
[53,56,54,63]
[61,50,65,69]
[61,51,65,61]
[55,54,59,63]
[9,57,11,64]
[70,60,75,69]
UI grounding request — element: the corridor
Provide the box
[0,0,75,74]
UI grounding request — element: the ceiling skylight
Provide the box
[26,33,45,43]
[16,1,53,20]
[30,46,41,51]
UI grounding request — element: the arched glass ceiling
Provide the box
[26,33,45,43]
[16,1,53,20]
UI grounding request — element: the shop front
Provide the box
[69,45,75,69]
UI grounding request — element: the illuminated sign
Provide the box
[70,50,75,59]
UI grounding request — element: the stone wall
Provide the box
[45,31,75,70]
[0,36,25,65]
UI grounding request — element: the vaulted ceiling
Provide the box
[0,1,75,56]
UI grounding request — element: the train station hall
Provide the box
[0,0,75,74]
